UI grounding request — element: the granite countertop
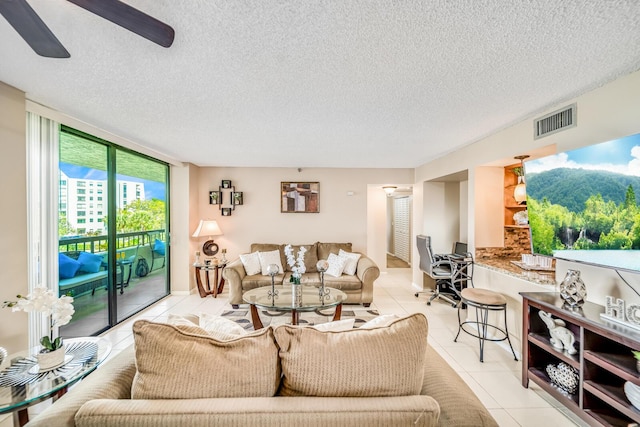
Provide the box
[475,257,558,287]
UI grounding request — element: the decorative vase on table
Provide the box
[291,281,302,307]
[559,269,587,307]
[37,344,66,370]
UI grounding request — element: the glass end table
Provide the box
[0,337,111,426]
[243,285,347,329]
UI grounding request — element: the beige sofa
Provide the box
[223,242,380,308]
[27,314,497,427]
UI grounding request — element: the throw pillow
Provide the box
[58,253,81,279]
[359,314,400,329]
[167,313,200,327]
[312,319,355,332]
[131,320,280,399]
[153,239,166,256]
[338,249,361,276]
[77,251,103,274]
[274,313,428,397]
[325,252,346,277]
[239,252,262,275]
[199,313,248,337]
[258,250,284,276]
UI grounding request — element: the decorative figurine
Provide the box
[539,310,577,355]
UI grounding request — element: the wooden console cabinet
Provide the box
[521,292,640,426]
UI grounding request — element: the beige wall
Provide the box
[192,167,413,271]
[412,69,640,302]
[0,82,29,353]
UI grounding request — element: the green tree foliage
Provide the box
[58,212,76,237]
[105,199,166,233]
[529,183,640,254]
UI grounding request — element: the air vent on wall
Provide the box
[534,103,576,139]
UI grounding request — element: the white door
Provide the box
[393,196,411,264]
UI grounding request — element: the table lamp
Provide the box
[192,220,223,256]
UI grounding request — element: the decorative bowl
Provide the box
[624,381,640,410]
[546,362,579,394]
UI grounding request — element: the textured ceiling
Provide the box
[1,1,640,168]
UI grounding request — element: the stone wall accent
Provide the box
[476,227,531,260]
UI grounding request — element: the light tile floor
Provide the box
[22,268,588,427]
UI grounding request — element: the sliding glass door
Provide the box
[58,127,169,337]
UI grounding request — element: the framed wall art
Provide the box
[221,207,232,216]
[232,191,243,205]
[221,180,232,189]
[209,191,221,205]
[281,182,319,213]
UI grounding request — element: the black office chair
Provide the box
[414,235,460,307]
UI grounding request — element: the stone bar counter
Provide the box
[475,247,557,287]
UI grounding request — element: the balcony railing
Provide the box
[58,229,166,253]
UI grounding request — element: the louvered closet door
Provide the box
[393,196,411,264]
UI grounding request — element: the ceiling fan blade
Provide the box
[67,0,174,48]
[0,0,70,58]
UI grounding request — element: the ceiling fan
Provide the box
[0,0,174,58]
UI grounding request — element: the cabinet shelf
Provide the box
[529,332,580,368]
[521,292,640,426]
[584,381,640,424]
[584,351,640,385]
[528,367,580,406]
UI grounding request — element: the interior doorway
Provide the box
[387,193,412,268]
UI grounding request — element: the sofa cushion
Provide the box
[251,243,286,268]
[321,273,363,291]
[239,251,262,275]
[339,249,361,275]
[317,242,352,260]
[282,243,318,273]
[131,320,280,399]
[242,274,282,290]
[325,253,346,277]
[273,313,428,397]
[258,250,285,276]
[59,253,81,279]
[77,251,103,274]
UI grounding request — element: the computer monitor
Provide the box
[453,242,468,255]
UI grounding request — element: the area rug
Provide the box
[221,306,380,331]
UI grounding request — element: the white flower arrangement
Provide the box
[3,286,75,352]
[284,244,307,284]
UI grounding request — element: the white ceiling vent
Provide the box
[534,103,576,139]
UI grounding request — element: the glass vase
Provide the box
[559,269,587,307]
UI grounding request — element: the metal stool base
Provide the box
[454,298,518,362]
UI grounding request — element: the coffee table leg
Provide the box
[332,303,343,321]
[292,310,299,325]
[15,408,28,427]
[249,304,264,330]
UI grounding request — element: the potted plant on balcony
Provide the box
[3,287,75,370]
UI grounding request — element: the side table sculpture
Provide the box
[539,310,577,355]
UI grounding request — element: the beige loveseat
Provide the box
[27,314,497,427]
[223,242,380,308]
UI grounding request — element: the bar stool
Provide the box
[454,287,518,362]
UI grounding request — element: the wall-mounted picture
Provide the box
[221,207,232,216]
[209,191,221,205]
[232,191,243,205]
[281,182,319,213]
[221,180,232,189]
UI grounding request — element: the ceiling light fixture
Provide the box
[383,186,397,196]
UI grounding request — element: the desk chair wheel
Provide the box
[414,292,419,297]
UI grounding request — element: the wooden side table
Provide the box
[194,263,226,298]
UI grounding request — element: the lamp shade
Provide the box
[192,220,223,238]
[514,179,527,204]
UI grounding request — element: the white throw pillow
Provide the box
[199,313,247,337]
[258,250,284,276]
[359,314,401,329]
[167,313,200,327]
[325,253,346,277]
[239,252,262,275]
[338,249,362,276]
[312,319,356,332]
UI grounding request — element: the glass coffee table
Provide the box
[243,285,347,329]
[0,337,111,426]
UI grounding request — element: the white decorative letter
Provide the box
[627,304,640,325]
[605,296,625,320]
